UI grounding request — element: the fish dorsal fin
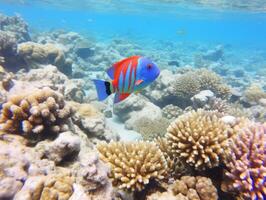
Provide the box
[107,56,141,80]
[114,93,131,104]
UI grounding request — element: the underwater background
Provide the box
[0,0,266,200]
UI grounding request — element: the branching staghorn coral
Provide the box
[174,68,230,101]
[222,123,266,200]
[97,141,168,191]
[134,117,170,141]
[0,87,73,138]
[166,109,233,170]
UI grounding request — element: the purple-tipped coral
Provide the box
[222,123,266,200]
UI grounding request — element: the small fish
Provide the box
[93,55,160,104]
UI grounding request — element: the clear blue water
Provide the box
[1,0,266,51]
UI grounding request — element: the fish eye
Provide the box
[147,63,153,69]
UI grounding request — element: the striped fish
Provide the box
[93,55,160,104]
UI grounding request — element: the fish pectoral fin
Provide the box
[114,93,131,104]
[135,79,144,86]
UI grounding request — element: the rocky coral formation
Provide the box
[242,84,266,105]
[222,123,266,200]
[0,14,30,42]
[18,42,72,75]
[36,131,81,164]
[142,70,177,107]
[134,116,170,140]
[173,69,230,107]
[17,65,86,102]
[162,104,183,121]
[0,87,73,139]
[97,141,168,191]
[166,109,232,170]
[14,173,74,200]
[147,176,218,200]
[113,94,163,130]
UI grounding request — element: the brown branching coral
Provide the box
[134,117,170,141]
[0,87,73,138]
[173,69,230,101]
[243,84,266,104]
[154,137,191,179]
[222,123,266,200]
[97,141,168,191]
[166,109,233,170]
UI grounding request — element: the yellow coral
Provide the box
[67,101,101,118]
[0,87,73,138]
[166,109,232,170]
[97,141,168,191]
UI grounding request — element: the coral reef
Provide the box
[18,42,72,75]
[162,104,183,120]
[173,69,230,106]
[166,109,232,170]
[222,123,266,200]
[0,87,73,139]
[134,116,170,140]
[113,94,163,130]
[17,65,86,102]
[14,174,74,200]
[147,176,218,200]
[155,137,191,179]
[242,84,266,105]
[0,14,30,42]
[97,141,168,191]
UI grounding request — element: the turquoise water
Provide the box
[1,0,266,51]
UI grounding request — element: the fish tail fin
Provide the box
[93,79,113,101]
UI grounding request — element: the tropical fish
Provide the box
[93,55,160,104]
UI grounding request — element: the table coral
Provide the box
[222,123,266,200]
[166,109,232,170]
[97,141,168,191]
[0,87,73,139]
